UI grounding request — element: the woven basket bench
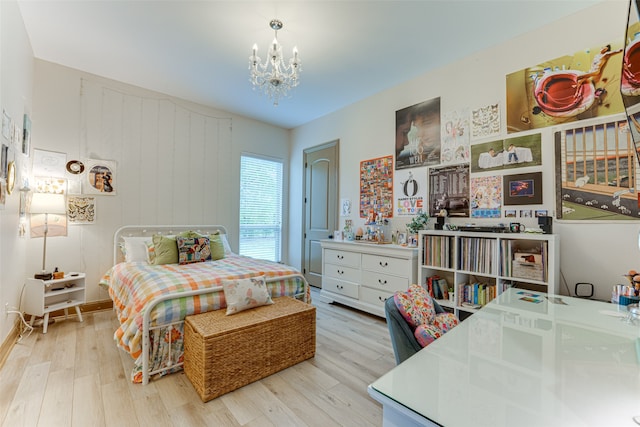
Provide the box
[184,296,316,402]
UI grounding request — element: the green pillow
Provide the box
[209,233,225,261]
[151,234,179,265]
[150,231,208,265]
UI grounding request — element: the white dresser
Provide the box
[320,240,418,317]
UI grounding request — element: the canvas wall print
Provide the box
[503,172,543,206]
[428,164,470,217]
[67,196,96,224]
[555,118,639,220]
[470,103,500,140]
[470,133,542,173]
[33,149,67,178]
[441,109,470,165]
[470,175,502,218]
[85,159,116,195]
[34,177,67,194]
[360,155,394,219]
[395,167,427,216]
[395,98,441,170]
[506,41,625,134]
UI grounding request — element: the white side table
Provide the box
[24,273,86,333]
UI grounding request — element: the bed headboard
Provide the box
[113,225,229,265]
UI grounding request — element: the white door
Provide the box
[303,141,338,288]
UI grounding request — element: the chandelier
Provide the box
[249,19,301,106]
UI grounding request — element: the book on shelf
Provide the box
[426,275,449,300]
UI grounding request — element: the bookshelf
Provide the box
[418,230,559,319]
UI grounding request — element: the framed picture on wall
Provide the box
[84,159,116,195]
[503,172,543,205]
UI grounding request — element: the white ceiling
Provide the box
[17,0,605,129]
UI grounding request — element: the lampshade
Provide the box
[30,193,67,215]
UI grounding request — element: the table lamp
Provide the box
[30,193,67,280]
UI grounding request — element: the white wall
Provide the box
[0,0,33,345]
[289,0,637,301]
[29,61,291,303]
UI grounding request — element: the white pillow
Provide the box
[221,275,273,315]
[122,236,153,262]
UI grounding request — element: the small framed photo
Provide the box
[397,232,407,246]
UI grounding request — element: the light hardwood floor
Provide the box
[0,289,395,426]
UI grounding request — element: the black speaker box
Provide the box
[538,216,552,234]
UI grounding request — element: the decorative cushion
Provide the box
[222,275,273,315]
[121,236,152,262]
[393,284,436,327]
[414,324,443,347]
[151,234,179,265]
[177,236,211,265]
[145,240,156,264]
[210,231,233,255]
[209,233,225,261]
[434,312,459,333]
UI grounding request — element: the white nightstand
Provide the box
[24,273,86,333]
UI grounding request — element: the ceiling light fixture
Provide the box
[249,19,301,106]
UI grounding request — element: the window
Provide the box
[239,154,283,262]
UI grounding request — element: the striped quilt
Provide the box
[100,254,309,383]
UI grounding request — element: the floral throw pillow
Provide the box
[176,236,211,265]
[222,275,273,315]
[393,284,436,327]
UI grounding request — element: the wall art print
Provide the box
[428,164,470,217]
[394,167,427,216]
[554,118,639,220]
[503,171,543,206]
[395,98,441,170]
[360,155,394,219]
[470,133,542,173]
[67,196,96,224]
[470,103,500,141]
[33,149,67,178]
[84,159,116,195]
[506,41,625,134]
[34,177,67,194]
[470,175,502,218]
[441,108,470,165]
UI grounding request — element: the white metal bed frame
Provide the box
[112,225,309,385]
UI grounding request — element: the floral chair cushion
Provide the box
[393,283,459,349]
[393,284,436,327]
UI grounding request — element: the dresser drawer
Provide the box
[362,254,411,277]
[324,249,360,268]
[361,270,410,292]
[324,263,361,283]
[322,277,359,299]
[359,286,393,309]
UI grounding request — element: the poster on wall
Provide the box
[33,149,67,178]
[441,108,470,165]
[395,98,441,170]
[503,171,543,206]
[470,175,502,218]
[506,41,625,134]
[67,196,96,224]
[470,103,500,141]
[428,164,470,217]
[554,118,640,220]
[470,133,542,173]
[394,167,427,216]
[360,155,394,220]
[84,159,116,195]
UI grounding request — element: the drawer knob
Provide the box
[337,255,344,260]
[378,279,387,285]
[379,261,388,267]
[336,284,344,290]
[337,270,344,275]
[378,296,388,302]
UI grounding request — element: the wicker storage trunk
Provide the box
[184,296,316,402]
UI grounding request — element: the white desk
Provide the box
[369,288,640,426]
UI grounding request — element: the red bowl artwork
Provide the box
[533,70,595,117]
[622,38,640,96]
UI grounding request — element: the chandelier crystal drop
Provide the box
[249,19,301,106]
